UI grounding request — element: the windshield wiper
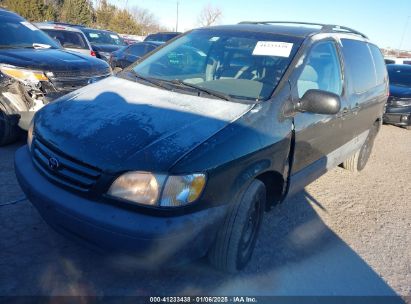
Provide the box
[166,79,232,101]
[0,44,34,49]
[129,71,172,91]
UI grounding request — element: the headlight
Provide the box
[107,172,206,207]
[27,120,34,151]
[108,172,166,206]
[0,65,48,84]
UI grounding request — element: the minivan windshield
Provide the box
[0,17,60,49]
[388,66,411,87]
[82,29,126,46]
[131,29,301,101]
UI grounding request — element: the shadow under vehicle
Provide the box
[0,9,111,146]
[15,21,388,274]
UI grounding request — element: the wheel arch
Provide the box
[255,170,285,211]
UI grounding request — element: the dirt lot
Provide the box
[0,124,410,297]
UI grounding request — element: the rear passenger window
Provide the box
[297,41,342,98]
[369,45,387,85]
[341,39,377,93]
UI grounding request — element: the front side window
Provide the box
[131,29,302,101]
[297,41,343,98]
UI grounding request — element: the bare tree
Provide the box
[131,6,168,35]
[197,3,222,27]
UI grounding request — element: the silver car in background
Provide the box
[35,23,96,57]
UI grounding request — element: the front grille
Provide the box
[32,137,102,193]
[51,67,111,78]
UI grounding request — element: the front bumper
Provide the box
[15,146,228,265]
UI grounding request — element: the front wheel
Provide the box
[208,180,266,273]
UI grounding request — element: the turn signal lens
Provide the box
[160,174,206,207]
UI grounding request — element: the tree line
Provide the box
[0,0,167,35]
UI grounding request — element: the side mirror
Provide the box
[53,38,62,48]
[297,89,341,115]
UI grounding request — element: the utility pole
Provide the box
[176,0,179,32]
[398,16,411,57]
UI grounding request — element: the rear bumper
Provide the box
[383,112,411,127]
[15,146,228,265]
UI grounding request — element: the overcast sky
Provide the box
[111,0,411,50]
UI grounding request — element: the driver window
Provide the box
[297,41,343,98]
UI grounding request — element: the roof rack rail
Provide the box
[238,21,368,39]
[46,21,85,28]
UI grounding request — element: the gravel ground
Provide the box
[0,124,410,298]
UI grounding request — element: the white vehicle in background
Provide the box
[35,22,96,57]
[384,57,411,65]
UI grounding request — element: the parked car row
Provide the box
[0,9,111,146]
[0,10,180,146]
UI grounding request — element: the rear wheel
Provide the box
[342,123,379,172]
[208,180,265,273]
[0,103,21,147]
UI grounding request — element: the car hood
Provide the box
[34,77,253,173]
[92,44,125,53]
[0,48,107,72]
[389,84,411,98]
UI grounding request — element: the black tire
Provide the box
[342,123,378,172]
[0,103,20,147]
[208,180,266,273]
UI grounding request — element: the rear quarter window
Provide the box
[43,29,88,50]
[369,44,387,85]
[341,39,377,93]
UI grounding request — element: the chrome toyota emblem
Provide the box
[48,157,60,171]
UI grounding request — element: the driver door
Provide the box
[289,40,351,194]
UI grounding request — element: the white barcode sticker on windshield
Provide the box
[89,33,99,38]
[20,22,38,31]
[110,35,119,39]
[253,41,293,57]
